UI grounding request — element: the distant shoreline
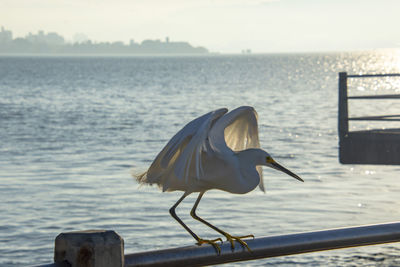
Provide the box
[0,42,209,55]
[0,53,217,57]
[0,48,398,57]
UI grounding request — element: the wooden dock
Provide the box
[338,72,400,164]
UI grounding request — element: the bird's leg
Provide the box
[190,192,254,252]
[169,193,222,254]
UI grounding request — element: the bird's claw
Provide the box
[223,233,254,252]
[196,238,223,254]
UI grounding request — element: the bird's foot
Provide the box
[223,232,254,252]
[196,237,223,254]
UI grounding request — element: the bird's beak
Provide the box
[269,159,304,182]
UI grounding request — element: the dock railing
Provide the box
[35,222,400,267]
[338,72,400,164]
[338,72,400,138]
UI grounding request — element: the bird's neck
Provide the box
[233,148,264,193]
[236,148,267,166]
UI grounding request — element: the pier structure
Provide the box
[338,72,400,164]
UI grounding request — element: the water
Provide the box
[1,51,400,266]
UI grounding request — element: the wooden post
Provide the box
[338,72,349,138]
[54,230,124,267]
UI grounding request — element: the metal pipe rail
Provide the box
[348,94,400,99]
[347,73,400,78]
[349,115,400,121]
[125,221,400,267]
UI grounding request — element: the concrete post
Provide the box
[54,230,124,267]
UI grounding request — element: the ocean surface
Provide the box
[1,51,400,266]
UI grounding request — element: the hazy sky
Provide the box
[1,0,400,53]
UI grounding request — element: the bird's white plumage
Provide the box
[140,106,265,193]
[135,106,303,252]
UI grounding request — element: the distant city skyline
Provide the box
[0,26,208,54]
[1,0,400,53]
[0,26,194,46]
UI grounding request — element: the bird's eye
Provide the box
[266,156,274,163]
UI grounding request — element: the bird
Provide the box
[135,106,303,254]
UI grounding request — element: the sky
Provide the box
[1,0,400,53]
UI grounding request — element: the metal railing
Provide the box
[34,222,400,266]
[338,72,400,138]
[124,222,400,266]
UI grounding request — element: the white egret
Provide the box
[135,106,303,253]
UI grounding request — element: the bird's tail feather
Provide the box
[132,170,163,187]
[132,170,148,184]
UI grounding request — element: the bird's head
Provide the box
[239,148,304,182]
[265,154,304,182]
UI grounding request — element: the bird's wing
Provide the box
[146,108,228,185]
[209,106,265,191]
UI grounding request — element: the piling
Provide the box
[54,230,124,267]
